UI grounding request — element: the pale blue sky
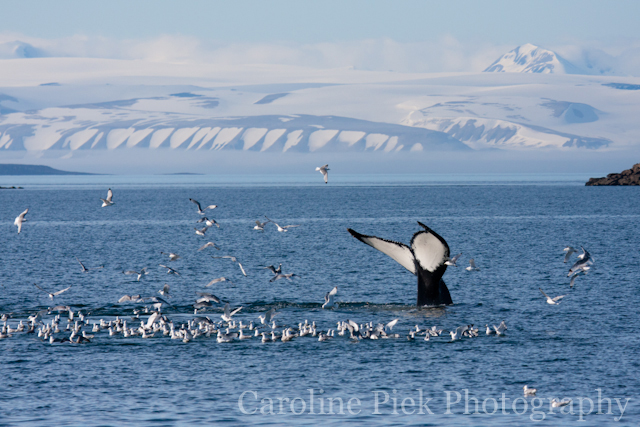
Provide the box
[2,0,638,45]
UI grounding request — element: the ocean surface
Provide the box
[0,175,638,426]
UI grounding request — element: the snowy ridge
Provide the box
[0,109,466,153]
[405,116,610,150]
[484,43,581,74]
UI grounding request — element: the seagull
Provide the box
[523,385,537,397]
[315,164,329,184]
[160,252,180,261]
[14,208,28,234]
[450,325,468,341]
[196,292,222,304]
[445,253,462,267]
[551,398,572,408]
[322,286,338,309]
[254,219,270,231]
[264,216,300,232]
[33,283,71,300]
[263,264,282,275]
[197,217,220,228]
[159,284,170,297]
[258,308,277,325]
[159,264,180,276]
[493,321,507,336]
[563,246,577,263]
[212,256,246,276]
[385,319,399,331]
[569,270,587,288]
[100,188,114,207]
[75,257,104,272]
[124,267,149,281]
[540,288,565,305]
[195,226,209,236]
[221,303,242,322]
[118,295,142,303]
[466,259,480,271]
[204,277,230,287]
[189,198,217,215]
[568,247,593,277]
[198,241,220,251]
[270,273,297,282]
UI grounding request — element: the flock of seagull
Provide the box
[3,182,516,348]
[4,175,594,378]
[538,246,595,305]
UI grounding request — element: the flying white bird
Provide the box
[315,164,329,184]
[100,189,114,207]
[198,242,220,251]
[258,308,277,325]
[212,256,246,276]
[204,277,230,287]
[14,208,28,234]
[263,264,282,275]
[493,321,507,335]
[264,216,300,232]
[539,288,565,305]
[270,273,297,282]
[33,283,71,300]
[159,284,170,298]
[123,267,149,281]
[450,325,468,341]
[221,303,242,322]
[568,247,593,277]
[254,219,270,231]
[197,217,220,228]
[159,264,180,275]
[466,259,480,271]
[189,198,217,215]
[569,270,587,288]
[322,286,338,309]
[196,292,221,304]
[160,252,180,261]
[445,253,462,267]
[563,246,577,263]
[195,226,209,236]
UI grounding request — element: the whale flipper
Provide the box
[348,223,454,307]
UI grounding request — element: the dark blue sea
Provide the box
[1,175,638,426]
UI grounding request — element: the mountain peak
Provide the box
[484,44,581,74]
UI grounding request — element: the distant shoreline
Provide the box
[0,163,97,176]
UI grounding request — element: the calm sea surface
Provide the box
[0,175,638,426]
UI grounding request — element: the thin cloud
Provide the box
[1,32,639,75]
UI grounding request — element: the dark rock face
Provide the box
[586,163,640,186]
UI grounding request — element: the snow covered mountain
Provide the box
[0,56,639,164]
[484,43,582,74]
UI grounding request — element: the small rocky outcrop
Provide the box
[586,163,640,186]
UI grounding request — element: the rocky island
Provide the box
[586,163,640,186]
